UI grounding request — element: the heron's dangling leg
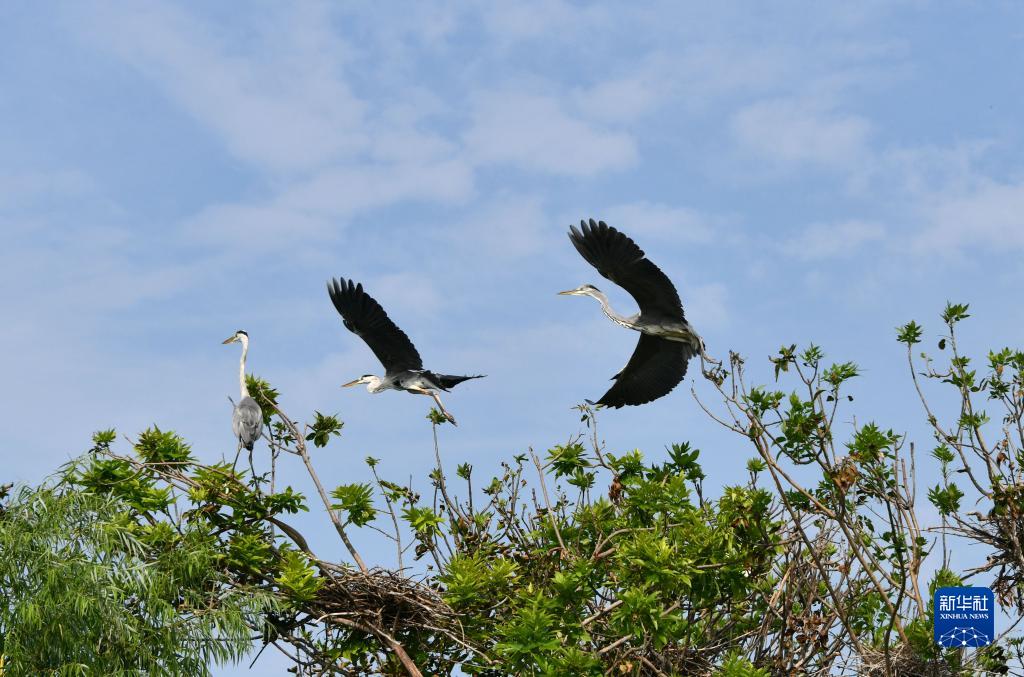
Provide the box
[409,387,457,426]
[430,390,457,426]
[232,440,243,472]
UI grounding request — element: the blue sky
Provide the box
[2,1,1024,672]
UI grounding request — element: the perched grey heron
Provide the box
[327,277,484,425]
[222,330,263,468]
[560,219,703,408]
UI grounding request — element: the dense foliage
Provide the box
[0,477,271,675]
[3,304,1024,675]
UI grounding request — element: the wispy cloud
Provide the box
[917,180,1024,253]
[0,169,97,210]
[442,194,553,261]
[71,0,367,174]
[683,282,730,331]
[480,1,611,46]
[464,89,637,176]
[783,220,886,260]
[731,97,872,170]
[601,201,715,243]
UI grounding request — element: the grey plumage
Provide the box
[223,330,263,464]
[561,219,703,408]
[327,277,484,425]
[232,396,263,451]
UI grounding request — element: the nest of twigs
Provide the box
[856,645,955,677]
[311,563,467,644]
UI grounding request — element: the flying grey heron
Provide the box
[222,330,263,469]
[327,277,484,426]
[560,219,703,408]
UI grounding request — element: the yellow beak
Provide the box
[222,335,238,344]
[342,379,361,388]
[558,289,576,295]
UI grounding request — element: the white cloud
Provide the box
[367,272,443,320]
[682,282,730,331]
[72,0,368,174]
[917,180,1024,252]
[180,159,474,252]
[464,89,637,176]
[731,97,872,169]
[572,76,662,123]
[480,1,610,45]
[601,202,714,243]
[440,194,554,261]
[181,203,336,252]
[0,170,96,210]
[279,160,473,216]
[783,220,886,260]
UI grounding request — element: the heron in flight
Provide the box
[560,219,703,408]
[222,330,263,469]
[327,277,484,426]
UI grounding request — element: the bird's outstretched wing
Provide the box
[569,219,684,319]
[594,334,693,408]
[327,277,423,374]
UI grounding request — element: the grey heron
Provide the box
[560,219,703,408]
[222,330,263,468]
[327,277,484,425]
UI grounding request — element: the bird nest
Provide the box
[310,563,468,644]
[853,646,955,677]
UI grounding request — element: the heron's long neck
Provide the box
[590,290,632,328]
[238,336,250,399]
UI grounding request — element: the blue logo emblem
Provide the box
[934,586,994,647]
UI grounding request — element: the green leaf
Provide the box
[134,426,193,465]
[941,301,970,325]
[330,483,375,527]
[305,411,344,448]
[896,321,923,345]
[402,505,444,536]
[275,549,323,605]
[547,443,589,477]
[927,483,964,516]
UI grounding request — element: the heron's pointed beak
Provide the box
[222,336,238,344]
[558,289,576,296]
[342,378,361,388]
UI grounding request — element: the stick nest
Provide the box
[312,563,467,642]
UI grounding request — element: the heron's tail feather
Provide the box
[434,373,486,390]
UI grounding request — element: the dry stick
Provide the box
[896,453,926,615]
[529,448,568,556]
[952,332,1002,489]
[597,633,631,657]
[321,615,423,677]
[371,465,404,571]
[431,422,466,531]
[692,373,870,653]
[905,343,990,497]
[268,401,368,574]
[638,655,669,677]
[597,602,681,657]
[745,407,907,640]
[582,599,624,627]
[901,445,927,615]
[582,404,609,468]
[751,435,867,657]
[829,498,910,646]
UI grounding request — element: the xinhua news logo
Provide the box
[934,586,994,648]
